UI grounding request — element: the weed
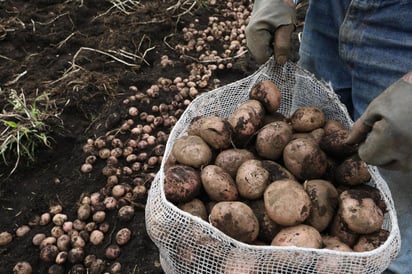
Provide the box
[0,89,59,175]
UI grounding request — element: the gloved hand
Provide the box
[245,0,296,64]
[346,71,412,171]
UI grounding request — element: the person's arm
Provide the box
[346,71,412,171]
[245,0,297,64]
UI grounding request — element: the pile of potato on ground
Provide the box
[164,80,389,252]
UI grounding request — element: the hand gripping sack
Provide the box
[145,59,400,274]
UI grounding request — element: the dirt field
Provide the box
[0,1,305,273]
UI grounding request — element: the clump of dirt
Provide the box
[0,0,306,273]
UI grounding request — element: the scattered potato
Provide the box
[13,261,32,274]
[209,201,259,243]
[264,179,311,226]
[0,231,13,246]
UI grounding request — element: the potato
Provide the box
[329,213,359,247]
[334,154,371,186]
[264,179,311,226]
[283,138,328,180]
[201,165,238,201]
[353,229,390,252]
[249,80,282,114]
[319,129,358,159]
[323,119,346,135]
[262,112,287,126]
[339,189,384,234]
[164,165,202,203]
[271,224,322,248]
[228,99,265,147]
[187,116,206,136]
[261,160,295,181]
[179,198,208,221]
[249,199,282,243]
[322,235,353,252]
[172,135,212,168]
[290,107,326,132]
[214,148,255,178]
[198,115,233,149]
[255,121,293,160]
[235,159,270,200]
[209,201,259,243]
[316,236,353,274]
[293,127,326,144]
[304,179,339,232]
[221,248,259,274]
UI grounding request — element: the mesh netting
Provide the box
[145,59,400,274]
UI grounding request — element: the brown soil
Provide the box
[0,1,306,273]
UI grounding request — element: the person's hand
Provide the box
[346,72,412,171]
[245,0,296,64]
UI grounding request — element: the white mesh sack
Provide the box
[145,59,400,274]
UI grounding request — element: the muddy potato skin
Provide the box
[249,80,282,114]
[322,235,353,252]
[164,165,201,203]
[209,201,259,243]
[353,229,390,252]
[199,115,233,150]
[235,159,270,200]
[329,213,359,247]
[283,138,328,180]
[201,165,239,202]
[339,189,384,234]
[228,99,265,147]
[178,198,208,221]
[187,116,206,136]
[172,135,212,168]
[264,179,312,226]
[319,129,358,159]
[255,121,293,160]
[335,154,371,186]
[290,107,326,132]
[261,160,295,181]
[271,224,322,248]
[323,119,346,135]
[304,179,339,232]
[249,199,282,243]
[215,148,255,178]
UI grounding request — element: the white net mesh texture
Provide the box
[145,59,401,274]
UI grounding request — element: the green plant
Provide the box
[0,89,57,175]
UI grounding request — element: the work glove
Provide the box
[346,72,412,171]
[245,0,296,64]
